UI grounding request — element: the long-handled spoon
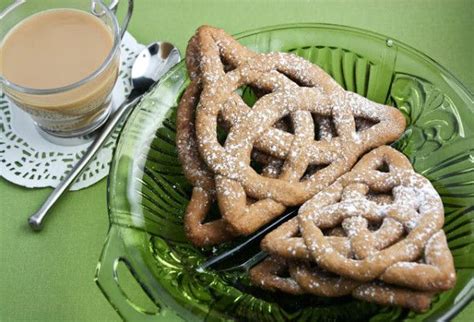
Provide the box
[28,42,180,231]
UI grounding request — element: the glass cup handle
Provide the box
[114,0,134,40]
[107,0,120,12]
[0,0,25,20]
[92,0,134,40]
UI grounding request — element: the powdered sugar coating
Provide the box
[182,26,405,236]
[253,147,455,312]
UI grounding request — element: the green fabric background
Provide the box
[1,0,472,321]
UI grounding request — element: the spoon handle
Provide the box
[28,96,140,231]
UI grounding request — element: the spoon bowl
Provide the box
[131,42,181,93]
[133,41,181,92]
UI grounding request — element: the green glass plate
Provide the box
[96,24,474,321]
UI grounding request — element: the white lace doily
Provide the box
[0,32,146,190]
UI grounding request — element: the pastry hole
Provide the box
[234,86,260,108]
[312,114,337,140]
[293,228,303,238]
[376,161,390,173]
[367,221,383,231]
[202,200,223,224]
[216,122,229,146]
[219,55,237,73]
[251,86,272,99]
[262,162,282,178]
[251,150,283,177]
[276,269,292,278]
[301,163,330,180]
[354,117,379,132]
[250,160,265,175]
[235,85,271,107]
[246,197,257,206]
[274,115,294,134]
[252,149,271,164]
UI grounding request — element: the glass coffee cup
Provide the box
[0,0,133,143]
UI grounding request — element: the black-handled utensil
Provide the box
[197,208,298,272]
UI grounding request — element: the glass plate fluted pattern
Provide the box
[96,24,474,322]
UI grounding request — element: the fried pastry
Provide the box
[252,146,455,312]
[176,26,406,245]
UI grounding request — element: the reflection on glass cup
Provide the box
[0,0,133,141]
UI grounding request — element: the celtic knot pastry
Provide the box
[176,26,406,246]
[252,146,456,312]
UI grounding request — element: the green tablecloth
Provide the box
[1,0,472,321]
